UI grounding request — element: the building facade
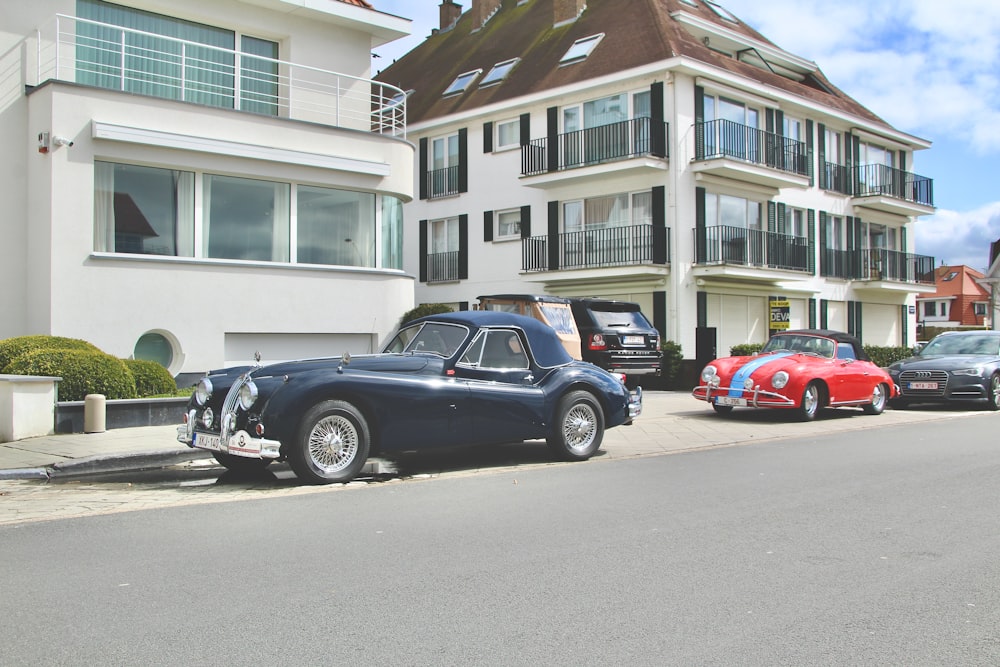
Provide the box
[377,0,935,364]
[916,265,991,332]
[0,0,415,377]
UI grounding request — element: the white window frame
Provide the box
[495,118,521,151]
[443,69,482,97]
[494,209,522,241]
[560,34,604,65]
[480,58,520,87]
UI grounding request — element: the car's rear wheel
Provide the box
[797,382,822,421]
[213,451,272,473]
[547,390,604,461]
[862,383,889,415]
[288,400,370,484]
[987,373,1000,411]
[711,403,734,415]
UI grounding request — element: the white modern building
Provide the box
[377,0,936,366]
[0,0,416,379]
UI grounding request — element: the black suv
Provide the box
[568,298,662,383]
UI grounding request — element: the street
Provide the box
[1,414,998,665]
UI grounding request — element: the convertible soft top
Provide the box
[411,310,575,368]
[776,329,870,362]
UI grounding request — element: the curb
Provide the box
[0,448,214,481]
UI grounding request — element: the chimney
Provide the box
[554,0,586,26]
[472,0,503,31]
[439,0,463,32]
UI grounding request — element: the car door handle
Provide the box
[523,374,534,383]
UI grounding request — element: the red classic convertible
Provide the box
[692,329,898,421]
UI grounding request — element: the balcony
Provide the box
[28,14,406,137]
[522,224,669,273]
[520,118,668,188]
[693,225,811,283]
[426,166,460,199]
[692,119,810,190]
[851,164,935,216]
[426,251,460,283]
[820,247,935,289]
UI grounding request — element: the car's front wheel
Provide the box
[862,383,889,415]
[288,400,371,484]
[797,381,823,421]
[987,373,1000,411]
[213,451,272,473]
[547,390,604,461]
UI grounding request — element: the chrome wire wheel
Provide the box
[562,402,598,454]
[307,414,359,473]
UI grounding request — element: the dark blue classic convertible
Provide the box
[177,311,642,484]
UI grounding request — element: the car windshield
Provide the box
[920,335,1000,356]
[383,322,468,357]
[761,334,836,359]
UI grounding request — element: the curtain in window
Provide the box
[381,196,403,270]
[175,171,195,256]
[94,162,114,251]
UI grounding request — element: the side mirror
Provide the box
[912,343,925,354]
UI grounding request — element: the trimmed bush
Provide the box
[400,303,454,325]
[660,340,683,381]
[125,359,177,397]
[730,343,764,356]
[0,335,101,372]
[863,345,915,368]
[5,349,137,401]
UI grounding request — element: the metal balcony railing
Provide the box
[694,225,811,272]
[427,251,460,282]
[819,247,935,283]
[521,118,668,176]
[29,14,406,137]
[853,164,934,207]
[426,166,460,199]
[820,161,851,195]
[521,224,669,272]
[694,119,810,176]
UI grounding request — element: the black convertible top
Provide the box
[773,329,870,362]
[411,310,575,368]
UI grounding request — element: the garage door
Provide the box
[225,332,377,367]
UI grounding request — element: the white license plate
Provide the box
[715,396,747,407]
[622,335,644,345]
[908,381,938,390]
[193,432,222,451]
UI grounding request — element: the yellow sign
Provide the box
[769,299,790,330]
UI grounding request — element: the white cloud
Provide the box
[916,203,1000,271]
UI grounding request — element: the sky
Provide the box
[371,0,1000,273]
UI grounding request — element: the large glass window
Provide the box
[428,217,460,281]
[94,161,194,256]
[430,133,461,197]
[382,196,403,270]
[297,186,374,267]
[705,193,761,229]
[203,174,289,262]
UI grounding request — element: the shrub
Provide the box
[0,335,101,372]
[730,343,763,356]
[863,345,915,368]
[124,359,177,397]
[400,303,454,325]
[5,349,137,401]
[660,340,683,381]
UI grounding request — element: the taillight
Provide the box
[589,334,607,350]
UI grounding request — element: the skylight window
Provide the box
[560,33,604,65]
[443,69,482,97]
[705,1,739,22]
[480,58,520,87]
[943,271,959,281]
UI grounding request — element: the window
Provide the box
[779,207,806,237]
[382,196,403,270]
[942,271,959,282]
[783,116,803,143]
[443,69,481,96]
[77,0,278,112]
[495,209,522,240]
[560,34,604,65]
[204,175,289,262]
[428,217,460,281]
[702,93,760,160]
[461,330,528,369]
[922,301,937,317]
[561,91,651,166]
[297,186,375,267]
[705,193,761,229]
[705,1,739,22]
[94,161,194,256]
[975,302,987,316]
[562,191,652,267]
[134,332,173,369]
[481,58,519,87]
[496,119,521,150]
[429,133,461,197]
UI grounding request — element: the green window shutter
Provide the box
[808,298,817,329]
[807,209,816,274]
[694,86,705,160]
[767,201,777,233]
[519,113,530,146]
[820,299,829,329]
[418,219,428,282]
[695,187,706,264]
[418,138,428,200]
[817,123,827,189]
[458,214,468,279]
[484,211,494,242]
[806,119,814,186]
[457,128,468,193]
[546,107,558,172]
[520,205,531,239]
[652,185,666,264]
[547,201,560,271]
[483,121,493,153]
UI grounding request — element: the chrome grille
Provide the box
[899,369,949,397]
[220,373,250,441]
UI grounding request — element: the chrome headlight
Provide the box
[743,376,755,390]
[200,407,214,429]
[238,380,259,410]
[952,368,984,377]
[195,378,213,406]
[701,365,718,382]
[771,371,789,389]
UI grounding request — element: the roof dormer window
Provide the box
[480,58,520,87]
[560,33,604,65]
[443,69,482,97]
[705,1,739,23]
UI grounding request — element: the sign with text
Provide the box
[769,298,790,333]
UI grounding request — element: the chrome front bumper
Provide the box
[177,413,282,460]
[692,384,794,408]
[628,386,643,419]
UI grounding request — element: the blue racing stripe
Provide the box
[728,352,793,397]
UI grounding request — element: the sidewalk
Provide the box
[0,391,987,481]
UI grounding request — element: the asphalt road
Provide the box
[1,416,998,665]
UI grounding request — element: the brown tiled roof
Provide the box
[341,0,373,7]
[376,0,887,129]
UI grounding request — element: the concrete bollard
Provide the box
[84,394,106,433]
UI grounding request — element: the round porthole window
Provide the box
[134,332,174,369]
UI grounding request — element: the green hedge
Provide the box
[401,303,454,325]
[124,359,177,397]
[5,349,137,401]
[730,343,764,356]
[660,340,683,381]
[862,346,915,368]
[0,335,100,372]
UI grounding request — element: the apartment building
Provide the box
[0,0,415,377]
[377,0,935,363]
